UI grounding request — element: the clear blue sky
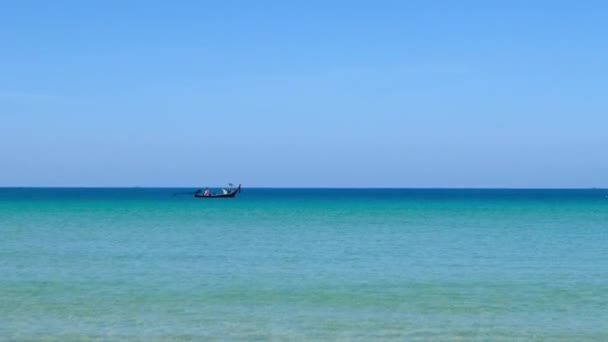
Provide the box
[1,1,607,187]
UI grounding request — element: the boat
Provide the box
[194,184,241,198]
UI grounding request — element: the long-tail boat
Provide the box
[194,184,241,198]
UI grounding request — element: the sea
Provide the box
[1,188,607,341]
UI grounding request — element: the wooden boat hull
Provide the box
[194,191,237,198]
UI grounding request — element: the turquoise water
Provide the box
[1,188,608,340]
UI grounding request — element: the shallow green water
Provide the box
[1,188,607,340]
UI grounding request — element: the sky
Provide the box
[1,0,607,187]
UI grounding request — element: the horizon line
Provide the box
[1,186,607,190]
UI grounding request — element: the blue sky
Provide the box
[1,1,607,187]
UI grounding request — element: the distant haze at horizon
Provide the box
[2,1,607,188]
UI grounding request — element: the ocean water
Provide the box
[1,188,608,341]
